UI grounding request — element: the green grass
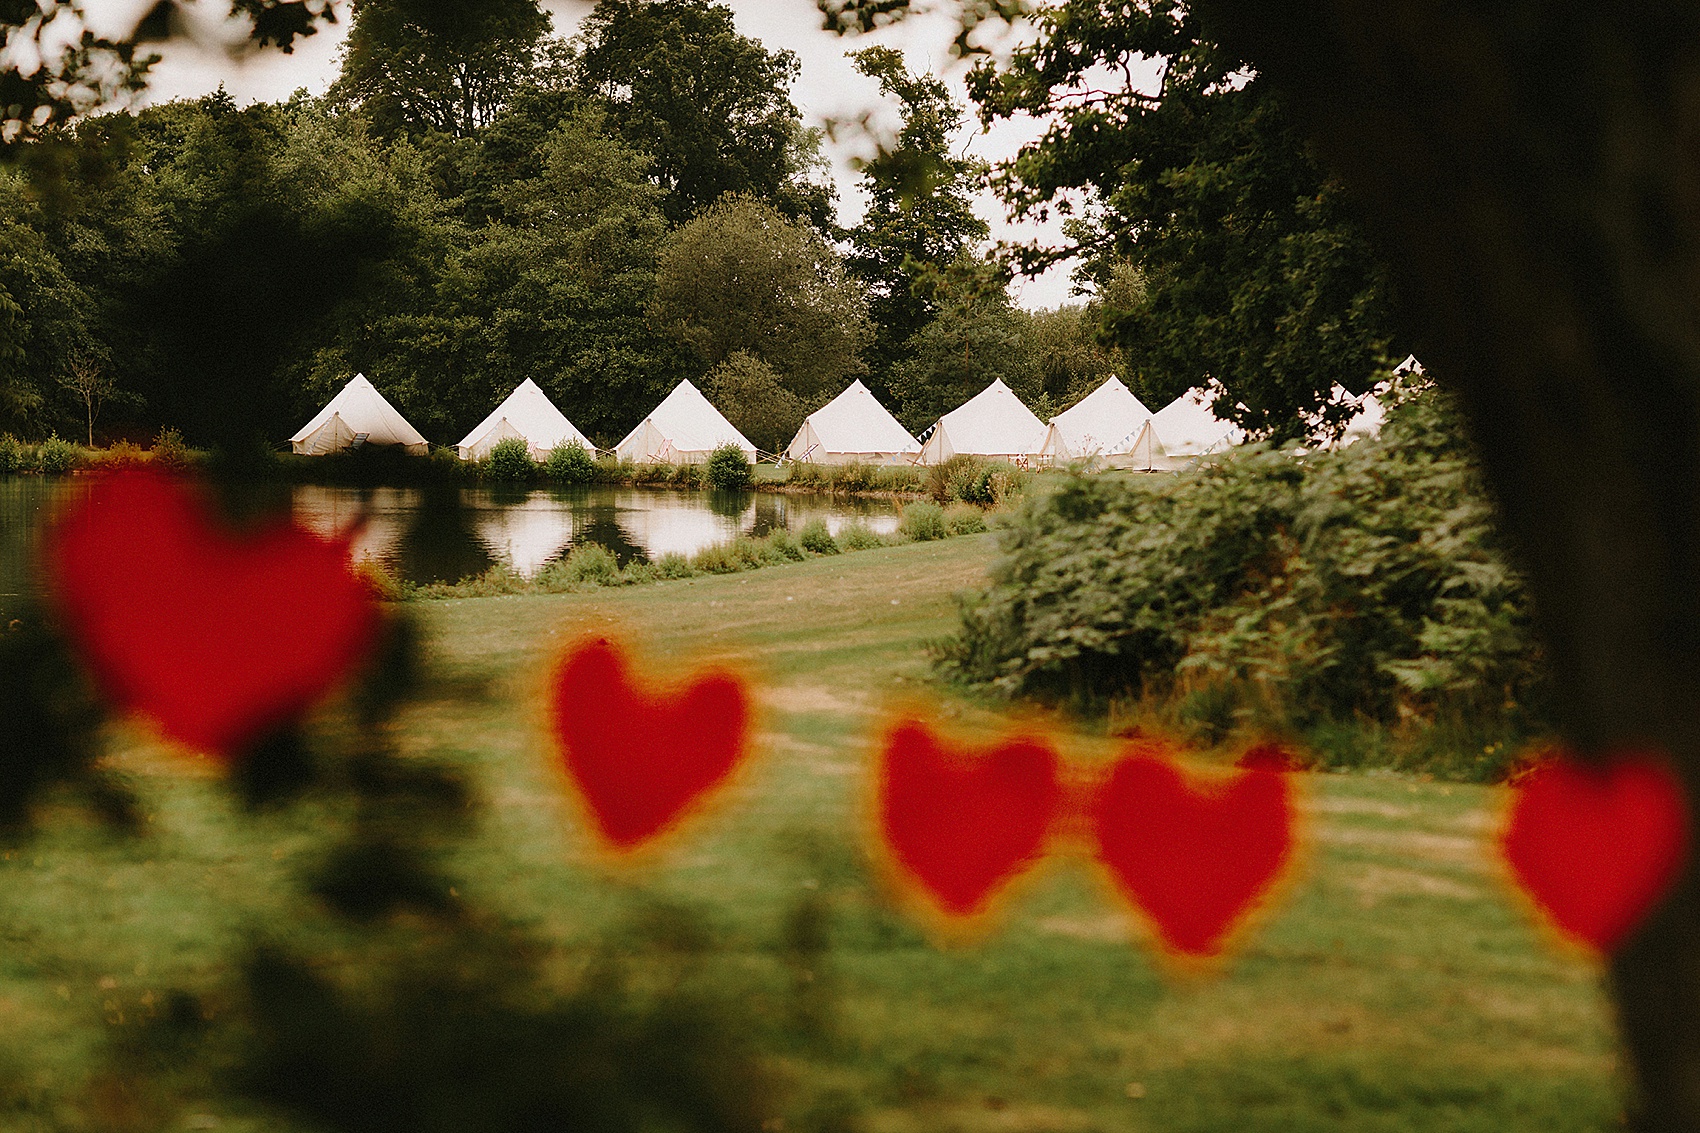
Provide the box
[0,534,1624,1130]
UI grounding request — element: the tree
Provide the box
[329,0,551,137]
[888,254,1039,430]
[567,0,834,228]
[844,45,988,399]
[651,193,870,406]
[964,0,1397,440]
[378,110,680,441]
[701,350,804,455]
[58,351,117,447]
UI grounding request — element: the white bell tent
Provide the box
[1038,376,1155,467]
[613,380,757,464]
[290,373,428,456]
[1146,387,1244,464]
[917,379,1047,465]
[456,379,592,461]
[784,380,920,465]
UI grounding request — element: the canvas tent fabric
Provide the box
[456,378,592,461]
[613,380,757,464]
[784,380,920,465]
[1146,388,1243,464]
[290,373,428,456]
[917,379,1048,465]
[1039,376,1154,465]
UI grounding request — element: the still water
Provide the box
[0,477,901,615]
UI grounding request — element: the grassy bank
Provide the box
[0,533,1622,1130]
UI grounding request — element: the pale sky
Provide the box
[118,0,1107,309]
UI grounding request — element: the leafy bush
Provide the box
[483,438,536,482]
[0,434,21,473]
[691,542,743,574]
[942,503,989,535]
[704,442,752,490]
[621,559,660,585]
[797,518,838,555]
[540,543,621,589]
[653,552,695,579]
[38,435,80,474]
[874,466,925,493]
[151,426,190,470]
[898,501,947,541]
[767,528,807,561]
[87,440,150,469]
[837,522,887,551]
[546,440,597,485]
[936,383,1548,772]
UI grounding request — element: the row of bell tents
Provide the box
[290,371,1383,468]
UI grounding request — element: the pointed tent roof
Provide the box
[918,379,1047,464]
[613,380,757,463]
[456,379,592,461]
[785,380,919,464]
[1148,387,1243,459]
[290,373,427,455]
[1040,376,1153,462]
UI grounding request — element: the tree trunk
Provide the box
[1190,3,1700,1126]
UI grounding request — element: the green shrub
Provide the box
[767,528,807,562]
[934,383,1548,777]
[0,434,21,474]
[88,441,150,469]
[483,437,536,482]
[621,559,660,585]
[942,502,989,535]
[540,542,622,588]
[151,426,190,470]
[653,552,694,579]
[786,462,826,489]
[837,522,887,551]
[546,439,597,485]
[670,462,702,488]
[833,463,873,493]
[898,501,947,542]
[797,518,838,555]
[704,442,753,490]
[38,435,80,474]
[874,466,925,493]
[596,455,627,483]
[929,455,989,503]
[691,542,743,574]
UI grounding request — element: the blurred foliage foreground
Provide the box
[938,380,1550,781]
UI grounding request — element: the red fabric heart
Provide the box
[876,720,1062,919]
[1090,747,1295,958]
[47,470,377,758]
[1501,751,1689,952]
[550,637,749,851]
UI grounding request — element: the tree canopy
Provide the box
[965,0,1397,439]
[845,45,988,398]
[329,0,552,137]
[567,0,834,229]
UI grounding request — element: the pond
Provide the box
[0,477,902,617]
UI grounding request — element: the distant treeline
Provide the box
[0,0,1125,460]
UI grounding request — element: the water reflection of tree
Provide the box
[706,489,751,521]
[395,485,494,585]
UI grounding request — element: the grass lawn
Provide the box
[0,533,1624,1131]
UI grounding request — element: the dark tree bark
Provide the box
[1184,3,1700,1127]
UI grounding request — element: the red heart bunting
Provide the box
[550,637,750,851]
[876,720,1062,919]
[1090,747,1295,959]
[47,470,378,758]
[1501,751,1689,952]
